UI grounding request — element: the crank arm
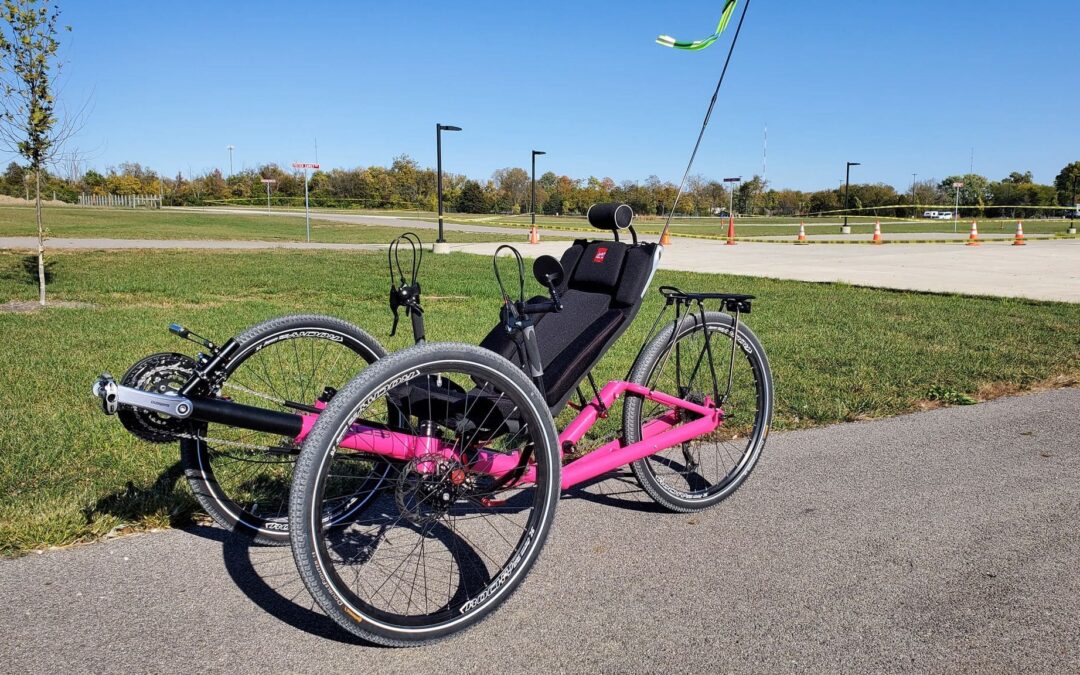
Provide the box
[93,374,193,418]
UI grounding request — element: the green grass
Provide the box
[0,205,519,244]
[1,248,1077,554]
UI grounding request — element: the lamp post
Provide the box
[1068,174,1078,234]
[911,172,917,220]
[531,150,546,225]
[435,123,462,253]
[842,161,860,234]
[226,145,235,176]
[952,181,963,233]
[260,178,276,216]
[723,177,740,218]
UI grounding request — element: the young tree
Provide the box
[0,1,72,305]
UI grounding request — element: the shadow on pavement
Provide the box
[183,524,368,645]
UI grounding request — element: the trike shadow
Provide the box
[83,462,363,644]
[184,524,369,645]
[84,460,662,645]
[561,469,667,513]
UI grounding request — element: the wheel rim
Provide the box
[636,321,767,500]
[197,329,385,529]
[308,359,554,632]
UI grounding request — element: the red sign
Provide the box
[593,247,608,263]
[292,163,320,169]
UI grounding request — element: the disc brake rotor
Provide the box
[395,454,469,526]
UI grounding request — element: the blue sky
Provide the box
[23,0,1080,190]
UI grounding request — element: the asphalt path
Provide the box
[3,388,1078,673]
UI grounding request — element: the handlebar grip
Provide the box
[410,309,425,344]
[521,299,558,315]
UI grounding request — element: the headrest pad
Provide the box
[587,203,634,231]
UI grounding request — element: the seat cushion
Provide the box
[541,308,625,407]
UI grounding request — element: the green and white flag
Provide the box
[656,0,738,51]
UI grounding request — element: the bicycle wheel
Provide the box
[180,314,388,545]
[623,311,772,512]
[290,343,560,646]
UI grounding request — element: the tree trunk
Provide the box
[35,168,46,306]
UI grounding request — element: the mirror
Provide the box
[533,255,564,289]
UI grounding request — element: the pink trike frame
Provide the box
[294,380,722,490]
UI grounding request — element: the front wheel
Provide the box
[623,311,773,512]
[290,343,561,646]
[180,314,388,545]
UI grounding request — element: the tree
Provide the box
[0,1,71,305]
[1002,170,1033,184]
[1054,161,1080,208]
[457,180,486,214]
[491,167,529,213]
[736,175,767,215]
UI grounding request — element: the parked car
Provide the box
[934,211,953,220]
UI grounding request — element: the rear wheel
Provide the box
[623,311,772,512]
[180,314,388,544]
[290,343,560,646]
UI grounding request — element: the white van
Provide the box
[934,211,953,220]
[922,210,937,218]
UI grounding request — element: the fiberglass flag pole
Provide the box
[657,0,751,244]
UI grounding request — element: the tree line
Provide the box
[3,156,1079,219]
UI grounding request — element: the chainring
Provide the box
[117,352,197,443]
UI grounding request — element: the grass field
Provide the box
[0,205,518,244]
[1,248,1077,554]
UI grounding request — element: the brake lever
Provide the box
[389,286,403,337]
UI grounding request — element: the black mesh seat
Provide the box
[480,238,659,413]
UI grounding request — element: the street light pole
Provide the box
[261,178,276,216]
[952,181,963,234]
[911,172,917,220]
[435,123,462,253]
[531,150,546,225]
[226,145,234,176]
[1068,175,1078,234]
[723,177,740,218]
[843,161,860,234]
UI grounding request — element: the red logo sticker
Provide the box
[593,247,608,263]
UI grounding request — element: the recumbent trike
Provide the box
[92,203,773,646]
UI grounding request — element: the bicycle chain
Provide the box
[174,431,278,453]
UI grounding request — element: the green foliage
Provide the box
[0,0,63,170]
[1054,161,1080,207]
[457,180,486,214]
[926,386,977,406]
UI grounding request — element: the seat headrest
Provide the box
[586,203,634,231]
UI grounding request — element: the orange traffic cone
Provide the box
[1012,220,1026,246]
[659,228,672,246]
[528,225,539,245]
[965,220,981,246]
[872,220,883,245]
[796,222,808,244]
[725,215,736,246]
